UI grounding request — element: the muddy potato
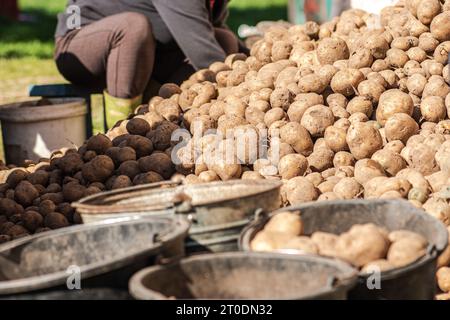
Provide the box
[44,212,69,230]
[82,155,115,183]
[277,154,308,180]
[354,159,386,185]
[14,181,39,207]
[376,89,414,126]
[133,172,164,185]
[431,12,450,41]
[372,149,407,176]
[423,197,450,225]
[287,94,323,122]
[333,151,356,168]
[126,117,150,136]
[285,177,319,205]
[86,134,112,155]
[316,37,349,65]
[437,267,450,293]
[280,122,313,156]
[307,148,334,172]
[111,175,132,190]
[264,108,286,127]
[62,182,86,202]
[270,87,294,111]
[438,227,450,268]
[333,177,363,200]
[331,68,365,97]
[388,230,428,247]
[310,231,339,257]
[420,96,447,122]
[324,126,348,152]
[346,122,383,160]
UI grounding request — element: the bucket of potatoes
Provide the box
[239,199,449,300]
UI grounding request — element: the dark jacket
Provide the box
[55,0,229,70]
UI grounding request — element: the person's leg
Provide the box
[55,12,155,99]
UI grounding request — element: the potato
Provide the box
[316,37,349,65]
[311,232,339,257]
[62,182,86,202]
[86,134,112,155]
[264,108,286,128]
[386,48,409,68]
[208,157,242,181]
[278,236,318,254]
[14,181,39,207]
[277,154,308,180]
[331,68,365,96]
[324,126,348,153]
[287,95,323,122]
[354,159,386,185]
[111,175,132,190]
[333,151,356,168]
[250,231,292,252]
[279,122,313,156]
[116,160,139,180]
[26,170,49,187]
[387,238,427,267]
[388,230,428,247]
[407,143,440,175]
[158,83,181,99]
[297,74,327,94]
[431,12,450,41]
[264,211,303,237]
[372,149,407,176]
[438,227,450,268]
[307,148,334,172]
[241,171,264,180]
[58,152,84,175]
[82,155,115,183]
[376,89,414,126]
[333,177,363,199]
[335,224,390,267]
[423,197,450,225]
[44,212,69,230]
[361,259,395,273]
[423,77,450,98]
[126,117,150,136]
[285,177,319,204]
[348,48,373,69]
[346,122,383,160]
[407,73,427,96]
[133,172,164,185]
[300,105,334,137]
[437,267,450,293]
[147,122,178,151]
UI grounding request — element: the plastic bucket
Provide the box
[0,98,87,166]
[129,252,358,300]
[239,199,449,300]
[0,216,189,297]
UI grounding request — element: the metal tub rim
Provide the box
[239,199,449,281]
[0,216,190,295]
[129,251,358,300]
[73,180,282,216]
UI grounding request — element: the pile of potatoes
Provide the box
[251,211,450,298]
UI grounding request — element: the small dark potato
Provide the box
[112,175,133,190]
[6,225,29,239]
[58,152,84,175]
[5,189,14,200]
[32,197,41,207]
[72,212,83,224]
[135,104,149,115]
[159,83,182,99]
[83,150,97,162]
[118,160,141,179]
[8,213,22,224]
[146,121,179,151]
[112,134,130,147]
[14,181,39,207]
[26,170,49,186]
[57,203,75,221]
[0,183,9,193]
[63,176,79,185]
[73,171,86,185]
[82,155,115,183]
[126,118,151,136]
[44,212,69,229]
[22,211,44,232]
[0,198,23,217]
[105,176,118,190]
[6,169,27,188]
[0,235,11,243]
[89,182,106,191]
[84,186,102,196]
[138,153,174,179]
[133,172,164,185]
[86,134,113,154]
[34,184,46,195]
[39,199,56,216]
[25,206,39,212]
[62,182,87,202]
[0,222,14,234]
[48,169,63,185]
[106,147,136,166]
[46,183,62,193]
[40,192,64,205]
[119,135,154,158]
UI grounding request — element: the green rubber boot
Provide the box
[104,91,142,130]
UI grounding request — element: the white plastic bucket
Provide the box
[0,98,87,165]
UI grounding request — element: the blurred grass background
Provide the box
[0,0,288,103]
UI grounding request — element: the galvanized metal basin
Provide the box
[239,199,449,300]
[129,252,358,300]
[0,216,189,296]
